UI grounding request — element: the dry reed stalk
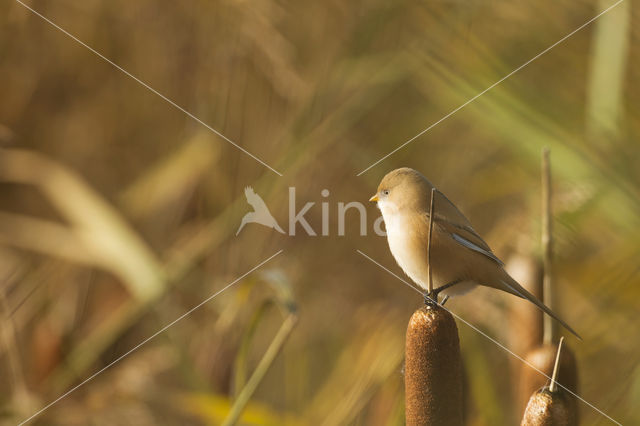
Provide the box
[521,338,577,426]
[518,149,578,417]
[0,287,33,417]
[405,304,463,426]
[427,188,435,296]
[541,148,556,345]
[222,312,298,426]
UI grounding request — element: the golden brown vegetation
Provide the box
[0,0,637,424]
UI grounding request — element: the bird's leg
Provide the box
[423,291,438,307]
[423,279,461,308]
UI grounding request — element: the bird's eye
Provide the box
[382,189,390,196]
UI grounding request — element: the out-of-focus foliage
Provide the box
[0,0,637,424]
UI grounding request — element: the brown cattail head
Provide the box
[518,342,578,415]
[405,304,463,426]
[521,387,577,426]
[521,337,577,426]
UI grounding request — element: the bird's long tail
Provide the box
[499,276,582,340]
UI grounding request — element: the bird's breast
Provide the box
[383,212,430,288]
[381,210,481,297]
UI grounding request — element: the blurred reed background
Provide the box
[0,0,638,424]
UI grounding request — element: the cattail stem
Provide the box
[427,188,436,295]
[549,337,564,393]
[405,305,463,425]
[541,148,556,344]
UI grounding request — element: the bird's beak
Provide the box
[369,194,379,202]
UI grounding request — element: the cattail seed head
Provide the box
[521,387,577,426]
[519,342,578,416]
[405,304,463,426]
[521,337,577,426]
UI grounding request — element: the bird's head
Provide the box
[369,167,434,216]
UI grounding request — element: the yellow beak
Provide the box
[369,194,379,202]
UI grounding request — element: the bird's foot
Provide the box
[423,290,439,308]
[423,280,462,308]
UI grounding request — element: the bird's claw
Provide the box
[423,290,450,308]
[423,291,439,308]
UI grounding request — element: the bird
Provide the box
[236,186,285,235]
[369,167,580,339]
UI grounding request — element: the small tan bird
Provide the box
[370,167,580,339]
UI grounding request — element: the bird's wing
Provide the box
[434,219,504,266]
[451,231,503,266]
[432,190,475,229]
[429,190,504,266]
[427,189,581,339]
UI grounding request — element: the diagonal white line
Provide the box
[18,250,284,425]
[356,249,622,425]
[13,0,283,177]
[356,0,624,176]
